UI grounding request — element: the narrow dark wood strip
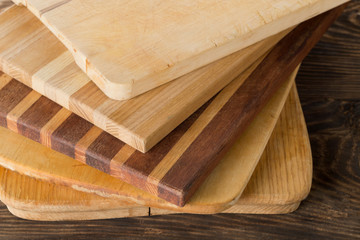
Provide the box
[0,80,32,127]
[17,96,62,142]
[51,113,93,159]
[85,132,125,173]
[158,5,347,206]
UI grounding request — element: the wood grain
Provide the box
[297,3,360,100]
[0,7,344,206]
[0,168,150,221]
[0,5,287,152]
[0,0,12,12]
[0,84,312,220]
[0,72,298,214]
[12,0,348,100]
[0,2,358,238]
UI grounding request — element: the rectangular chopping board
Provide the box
[0,7,345,206]
[12,0,348,100]
[0,84,312,220]
[0,82,311,217]
[0,5,287,152]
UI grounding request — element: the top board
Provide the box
[13,0,348,99]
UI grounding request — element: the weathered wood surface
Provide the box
[0,2,358,239]
[0,7,339,206]
[12,0,348,100]
[0,5,286,153]
[0,85,312,220]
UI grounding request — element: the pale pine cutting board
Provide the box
[0,84,312,220]
[0,70,299,214]
[0,5,286,152]
[0,7,345,206]
[12,0,348,100]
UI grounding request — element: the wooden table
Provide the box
[0,1,359,239]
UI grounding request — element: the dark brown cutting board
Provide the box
[0,6,345,206]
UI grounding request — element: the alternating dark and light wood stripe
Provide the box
[0,6,345,206]
[51,114,93,159]
[0,84,313,220]
[0,78,32,127]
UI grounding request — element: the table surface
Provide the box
[0,1,359,240]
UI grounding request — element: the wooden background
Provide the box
[0,1,359,239]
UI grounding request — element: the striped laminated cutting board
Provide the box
[0,82,312,218]
[0,5,287,153]
[0,6,345,206]
[12,0,348,100]
[0,84,313,219]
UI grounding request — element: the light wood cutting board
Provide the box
[0,84,312,220]
[0,5,287,152]
[0,7,344,206]
[12,0,348,100]
[0,70,298,214]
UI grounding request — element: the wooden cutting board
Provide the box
[0,8,344,206]
[0,84,312,220]
[12,0,348,100]
[0,5,287,153]
[0,70,298,214]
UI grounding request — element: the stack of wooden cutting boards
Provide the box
[0,0,348,220]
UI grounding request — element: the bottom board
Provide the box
[0,85,312,220]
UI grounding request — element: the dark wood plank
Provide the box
[51,113,93,159]
[0,1,359,239]
[86,132,125,173]
[0,79,32,127]
[17,96,62,142]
